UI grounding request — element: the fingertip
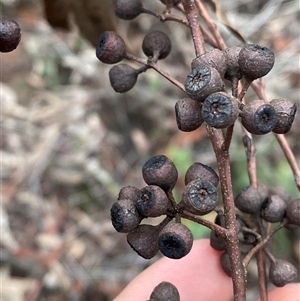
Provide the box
[114,239,233,301]
[262,283,300,301]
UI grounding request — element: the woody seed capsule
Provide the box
[185,162,219,188]
[238,43,275,80]
[175,98,204,132]
[241,99,276,135]
[0,19,21,53]
[184,64,225,102]
[270,98,297,134]
[202,92,240,129]
[96,31,126,64]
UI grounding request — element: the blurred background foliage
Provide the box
[1,0,299,300]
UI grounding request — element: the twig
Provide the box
[181,210,228,238]
[207,125,246,301]
[242,133,257,188]
[194,0,227,50]
[125,53,186,92]
[243,221,286,267]
[142,8,189,26]
[256,250,268,301]
[182,0,206,56]
[274,133,300,191]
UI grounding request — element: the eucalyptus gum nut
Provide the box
[175,98,204,132]
[234,185,265,214]
[142,31,172,60]
[223,46,243,81]
[191,49,227,77]
[150,281,180,301]
[220,251,246,277]
[180,179,218,215]
[269,259,298,287]
[118,185,140,201]
[158,223,193,259]
[184,162,219,188]
[136,185,170,217]
[210,212,226,251]
[127,224,161,259]
[286,199,300,227]
[0,19,21,53]
[110,199,143,233]
[184,64,225,102]
[238,43,275,80]
[142,155,178,191]
[210,230,226,251]
[109,64,138,93]
[114,0,143,20]
[261,195,287,223]
[270,98,297,134]
[96,31,126,64]
[241,99,277,135]
[202,92,240,128]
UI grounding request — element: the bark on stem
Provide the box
[207,126,246,301]
[183,0,206,56]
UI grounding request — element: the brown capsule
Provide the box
[210,213,226,251]
[185,162,219,188]
[220,251,246,277]
[269,98,297,134]
[110,199,143,233]
[285,199,300,227]
[180,179,218,215]
[127,223,165,259]
[114,0,143,20]
[142,31,172,60]
[241,99,277,135]
[0,18,21,53]
[220,251,232,277]
[235,185,265,214]
[142,155,178,191]
[150,281,180,301]
[184,64,225,102]
[136,185,170,217]
[238,44,275,80]
[223,46,243,81]
[175,98,204,132]
[158,223,193,259]
[260,195,287,223]
[96,31,126,64]
[118,185,140,201]
[192,49,227,78]
[269,259,298,287]
[109,64,138,93]
[202,92,240,128]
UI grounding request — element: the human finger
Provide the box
[257,283,300,301]
[114,239,233,301]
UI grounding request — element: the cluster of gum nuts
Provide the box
[110,154,300,290]
[99,1,300,299]
[96,0,297,135]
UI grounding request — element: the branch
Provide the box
[207,125,246,301]
[182,0,206,56]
